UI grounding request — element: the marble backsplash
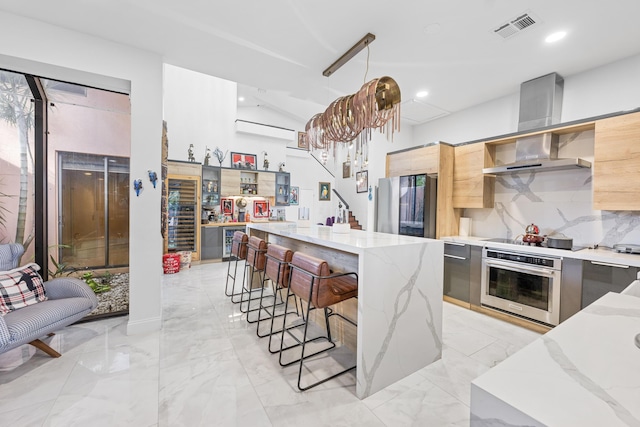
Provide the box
[462,130,640,248]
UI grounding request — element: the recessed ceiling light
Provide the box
[238,97,245,102]
[545,31,567,43]
[416,91,429,98]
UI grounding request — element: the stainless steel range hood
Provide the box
[483,73,591,175]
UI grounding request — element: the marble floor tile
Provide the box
[372,378,471,426]
[443,314,499,356]
[0,262,544,426]
[418,346,491,407]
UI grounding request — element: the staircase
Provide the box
[348,211,362,230]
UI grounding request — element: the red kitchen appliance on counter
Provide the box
[522,223,544,245]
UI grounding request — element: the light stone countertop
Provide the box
[248,222,442,255]
[471,292,640,426]
[442,235,640,268]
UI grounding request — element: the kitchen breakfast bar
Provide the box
[246,222,444,399]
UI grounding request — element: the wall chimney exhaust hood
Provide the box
[483,73,591,175]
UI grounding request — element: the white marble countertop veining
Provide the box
[248,223,442,254]
[442,235,640,268]
[471,292,640,427]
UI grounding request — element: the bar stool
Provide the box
[279,251,358,391]
[225,231,248,300]
[240,236,268,318]
[255,244,300,346]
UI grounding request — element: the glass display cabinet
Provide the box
[275,172,290,206]
[202,165,221,211]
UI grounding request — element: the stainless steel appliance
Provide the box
[481,247,562,326]
[375,175,437,238]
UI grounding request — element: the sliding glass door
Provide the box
[58,152,129,269]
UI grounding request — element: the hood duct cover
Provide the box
[518,72,564,132]
[483,73,591,174]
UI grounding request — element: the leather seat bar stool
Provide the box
[240,236,269,319]
[278,251,358,391]
[226,231,248,301]
[256,244,301,347]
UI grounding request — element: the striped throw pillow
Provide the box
[0,263,48,315]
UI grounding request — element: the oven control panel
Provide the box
[484,248,561,270]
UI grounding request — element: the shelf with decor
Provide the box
[240,171,258,195]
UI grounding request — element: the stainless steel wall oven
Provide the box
[481,247,561,326]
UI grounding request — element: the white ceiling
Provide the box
[3,0,640,125]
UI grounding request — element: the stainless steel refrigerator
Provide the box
[375,175,437,238]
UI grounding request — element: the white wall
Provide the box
[413,52,640,146]
[410,52,640,246]
[164,64,237,163]
[0,10,164,335]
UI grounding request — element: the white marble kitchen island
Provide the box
[471,292,640,426]
[246,222,444,399]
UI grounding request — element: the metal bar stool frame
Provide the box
[240,236,270,319]
[257,248,303,346]
[278,261,358,391]
[225,231,248,301]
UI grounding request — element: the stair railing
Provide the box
[332,189,349,210]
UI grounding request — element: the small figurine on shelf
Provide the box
[188,144,195,162]
[204,146,211,166]
[263,152,269,171]
[133,179,143,197]
[278,162,285,172]
[213,147,228,167]
[147,170,158,188]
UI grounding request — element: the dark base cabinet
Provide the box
[201,226,223,260]
[581,260,640,308]
[444,243,471,303]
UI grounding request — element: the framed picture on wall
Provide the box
[230,152,257,169]
[297,131,308,150]
[342,161,351,179]
[319,182,331,201]
[221,198,234,215]
[289,186,299,205]
[253,200,270,219]
[356,170,368,193]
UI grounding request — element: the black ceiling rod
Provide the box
[25,75,49,280]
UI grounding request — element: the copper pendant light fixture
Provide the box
[305,33,401,164]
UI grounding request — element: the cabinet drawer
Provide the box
[581,260,640,308]
[444,242,471,259]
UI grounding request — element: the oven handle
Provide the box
[485,259,557,277]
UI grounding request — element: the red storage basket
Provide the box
[163,253,181,274]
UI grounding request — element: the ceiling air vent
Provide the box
[493,12,540,39]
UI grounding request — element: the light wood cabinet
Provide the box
[386,143,458,238]
[386,145,439,177]
[257,172,275,198]
[220,169,241,196]
[594,111,640,210]
[453,143,494,208]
